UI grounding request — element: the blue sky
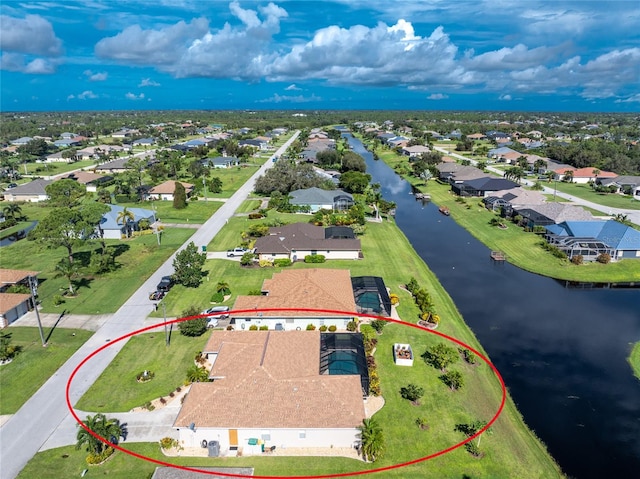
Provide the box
[1,0,639,112]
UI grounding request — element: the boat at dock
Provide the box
[438,206,450,216]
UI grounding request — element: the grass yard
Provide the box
[0,227,195,314]
[0,327,93,414]
[115,199,221,224]
[550,181,640,210]
[23,160,97,176]
[235,199,263,214]
[75,331,208,412]
[0,221,32,238]
[629,341,640,380]
[91,214,561,477]
[207,165,261,198]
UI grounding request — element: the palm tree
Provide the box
[55,257,81,295]
[76,413,125,455]
[357,418,385,462]
[216,281,231,296]
[3,203,23,221]
[116,207,135,238]
[563,170,574,183]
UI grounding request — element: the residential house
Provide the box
[289,187,354,212]
[230,269,360,332]
[3,179,51,202]
[512,203,594,229]
[173,329,366,455]
[42,151,76,163]
[487,146,518,161]
[53,138,82,148]
[111,128,139,138]
[482,187,546,211]
[60,171,114,192]
[10,137,33,146]
[401,145,430,158]
[570,168,618,184]
[467,133,487,140]
[95,157,134,174]
[597,175,640,200]
[201,156,240,169]
[434,163,485,183]
[60,132,78,139]
[99,204,155,240]
[0,269,38,328]
[146,180,194,201]
[132,138,156,147]
[239,138,268,150]
[451,177,520,197]
[545,220,640,261]
[253,223,361,262]
[75,145,126,161]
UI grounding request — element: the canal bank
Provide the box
[346,133,640,479]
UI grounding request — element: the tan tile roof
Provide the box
[0,269,38,285]
[0,293,32,314]
[175,330,365,429]
[232,269,357,317]
[149,180,194,194]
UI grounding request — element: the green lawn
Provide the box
[75,331,208,412]
[115,199,221,224]
[84,215,561,478]
[0,227,195,314]
[23,160,97,176]
[0,221,32,238]
[550,181,640,210]
[206,165,261,198]
[235,199,263,214]
[0,327,93,414]
[629,342,640,380]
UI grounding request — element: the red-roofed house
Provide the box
[0,269,38,327]
[570,168,618,184]
[145,180,194,201]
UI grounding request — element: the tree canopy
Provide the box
[172,241,206,288]
[45,179,86,208]
[254,160,325,195]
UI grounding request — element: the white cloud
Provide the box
[95,18,210,66]
[125,92,145,100]
[0,14,62,56]
[285,84,301,91]
[257,93,321,103]
[615,94,640,103]
[67,90,98,100]
[83,70,108,81]
[139,78,161,87]
[499,94,512,101]
[427,93,448,100]
[23,58,56,74]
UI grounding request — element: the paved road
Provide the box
[434,146,640,227]
[0,131,300,479]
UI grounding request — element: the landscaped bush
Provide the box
[240,252,256,266]
[346,320,358,332]
[415,417,429,430]
[259,325,269,330]
[249,324,258,331]
[273,258,292,267]
[370,319,387,334]
[539,241,568,259]
[406,277,419,295]
[259,259,274,267]
[459,348,477,364]
[440,370,464,390]
[328,325,337,332]
[178,307,208,337]
[571,255,584,265]
[596,253,611,264]
[306,323,316,330]
[400,383,425,405]
[136,370,155,382]
[304,254,326,263]
[159,437,178,450]
[319,325,328,332]
[248,212,264,219]
[85,447,114,465]
[210,292,224,303]
[389,293,399,305]
[53,294,65,306]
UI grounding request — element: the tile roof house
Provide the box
[597,175,640,200]
[435,163,485,183]
[401,145,431,158]
[570,168,618,184]
[512,203,594,228]
[3,179,52,202]
[253,223,361,262]
[61,171,113,192]
[145,180,194,201]
[94,157,135,174]
[545,220,640,261]
[289,187,354,212]
[173,330,366,455]
[0,269,38,327]
[200,156,240,169]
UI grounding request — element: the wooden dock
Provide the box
[490,251,506,261]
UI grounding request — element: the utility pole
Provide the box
[203,175,208,203]
[29,276,46,347]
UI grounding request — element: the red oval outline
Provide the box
[67,307,506,478]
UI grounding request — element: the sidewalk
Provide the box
[11,310,112,331]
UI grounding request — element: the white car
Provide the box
[226,248,249,257]
[202,306,230,328]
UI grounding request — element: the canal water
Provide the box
[345,134,640,478]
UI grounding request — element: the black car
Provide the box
[156,275,174,292]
